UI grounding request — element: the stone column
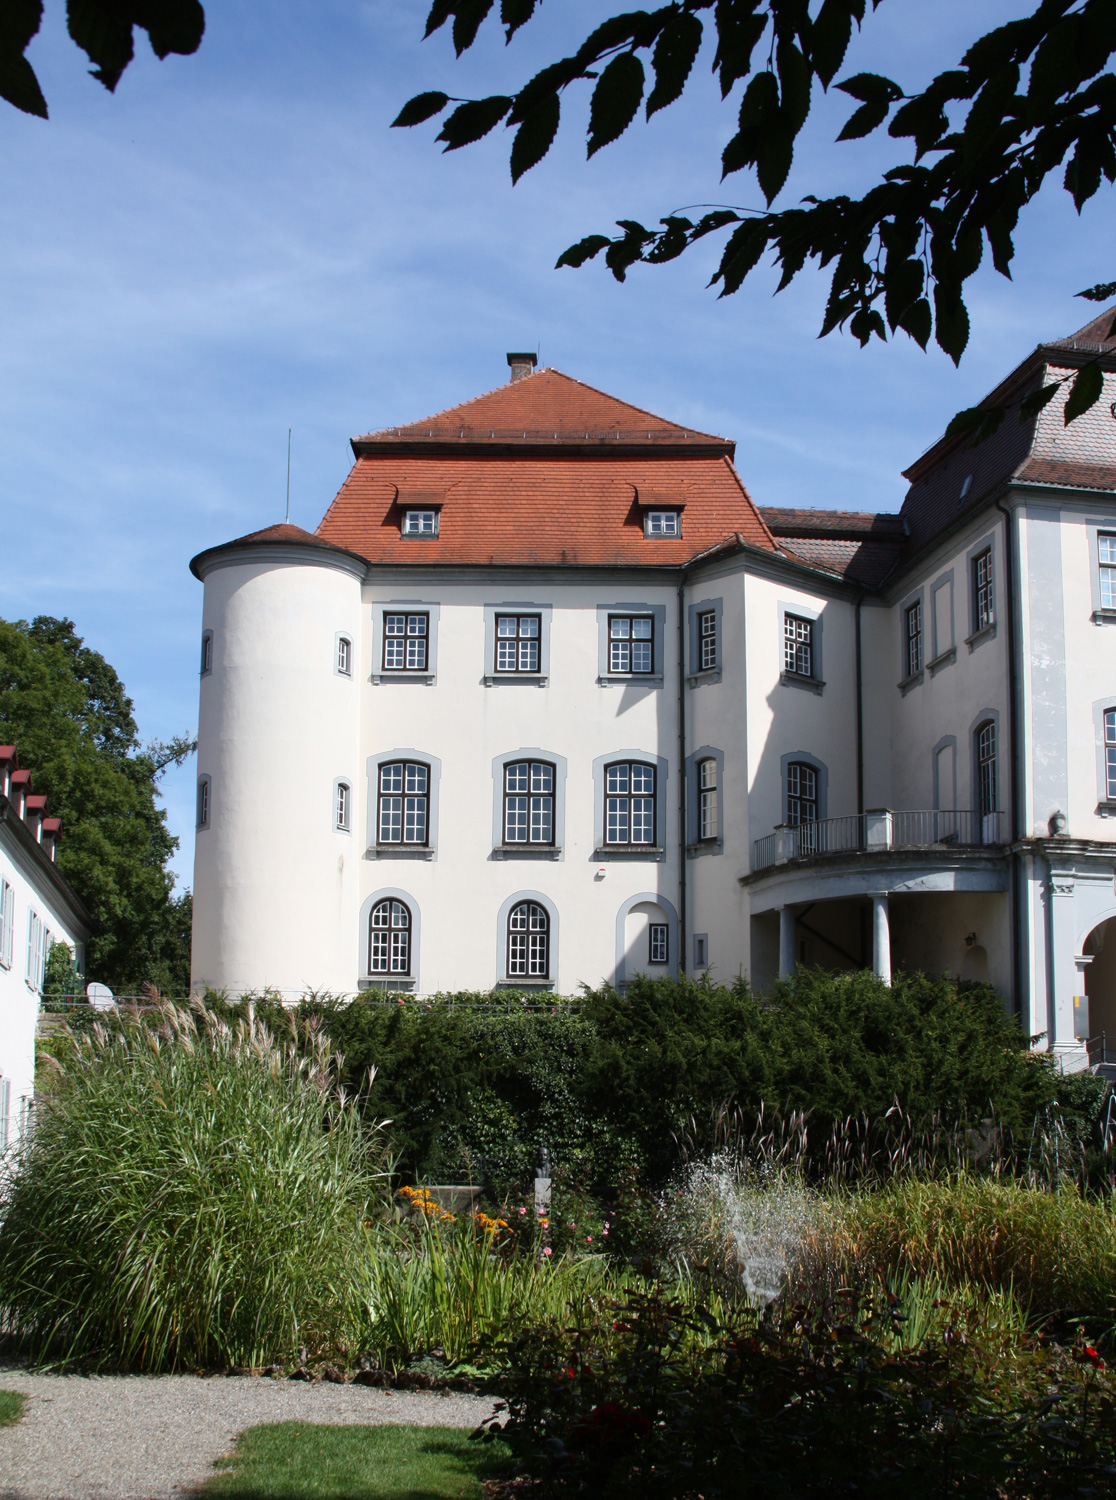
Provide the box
[871,892,891,985]
[779,905,796,977]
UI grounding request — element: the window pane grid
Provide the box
[1106,709,1116,800]
[906,600,922,677]
[370,899,410,975]
[645,511,679,536]
[974,549,994,631]
[649,923,668,964]
[503,761,554,844]
[1100,534,1116,608]
[605,761,655,845]
[786,762,818,825]
[336,782,350,830]
[508,901,548,978]
[495,615,540,674]
[699,610,717,670]
[977,722,997,818]
[378,762,429,844]
[609,616,654,675]
[383,614,428,672]
[784,615,813,677]
[403,510,437,536]
[699,757,718,841]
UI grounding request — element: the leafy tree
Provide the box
[0,615,194,993]
[398,0,1116,426]
[1,0,204,119]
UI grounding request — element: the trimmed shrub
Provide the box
[0,1000,388,1370]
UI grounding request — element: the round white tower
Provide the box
[189,526,365,997]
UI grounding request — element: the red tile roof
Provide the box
[317,453,775,567]
[354,368,732,454]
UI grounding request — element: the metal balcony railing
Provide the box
[752,808,1005,873]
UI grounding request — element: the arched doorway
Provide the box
[1083,917,1116,1046]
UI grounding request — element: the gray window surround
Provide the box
[365,749,442,860]
[693,932,709,970]
[778,599,824,694]
[596,603,667,687]
[358,887,420,992]
[931,735,958,811]
[401,509,440,538]
[684,745,724,855]
[371,602,440,685]
[928,569,956,672]
[897,586,925,693]
[483,602,553,686]
[200,629,213,677]
[593,750,670,860]
[1091,697,1116,814]
[614,891,679,984]
[968,707,1001,820]
[196,774,211,831]
[334,632,353,678]
[780,751,828,825]
[1085,518,1116,623]
[965,532,998,648]
[490,748,568,859]
[496,889,558,989]
[687,597,723,685]
[643,510,681,538]
[333,776,352,834]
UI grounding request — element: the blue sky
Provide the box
[3,0,1113,889]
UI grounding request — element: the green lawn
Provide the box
[200,1422,514,1499]
[0,1390,26,1427]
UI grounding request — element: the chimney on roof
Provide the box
[507,352,538,383]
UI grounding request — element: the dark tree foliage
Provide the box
[398,0,1116,423]
[0,615,194,993]
[1,0,204,119]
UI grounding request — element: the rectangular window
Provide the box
[644,511,679,537]
[383,613,429,673]
[973,548,994,632]
[977,721,997,821]
[504,761,554,845]
[699,759,718,841]
[699,610,717,671]
[196,779,210,829]
[378,761,429,845]
[606,761,656,846]
[648,923,668,965]
[336,782,350,831]
[693,934,708,969]
[786,762,818,825]
[0,1079,8,1151]
[336,636,352,675]
[609,616,654,675]
[200,632,212,674]
[26,910,45,990]
[1104,710,1116,801]
[905,600,923,678]
[402,510,438,537]
[1100,534,1116,609]
[0,877,12,969]
[783,614,813,677]
[495,615,540,674]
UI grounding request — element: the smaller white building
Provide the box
[0,746,90,1148]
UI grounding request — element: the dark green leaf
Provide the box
[1027,13,1082,115]
[141,0,205,61]
[453,0,496,56]
[0,0,47,118]
[934,286,970,365]
[510,90,559,182]
[1018,380,1063,422]
[436,95,513,150]
[501,0,538,39]
[849,306,887,345]
[944,404,1006,444]
[556,234,611,269]
[776,38,812,135]
[836,97,891,140]
[646,10,703,118]
[424,0,456,40]
[810,0,853,89]
[883,256,924,331]
[587,51,645,158]
[1064,359,1103,423]
[835,72,904,105]
[712,2,767,99]
[889,90,949,156]
[1076,279,1116,302]
[896,295,932,349]
[715,218,770,296]
[67,0,135,92]
[392,91,450,129]
[757,128,794,204]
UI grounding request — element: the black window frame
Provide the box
[382,612,429,674]
[604,760,657,847]
[698,609,717,671]
[905,599,923,678]
[608,615,655,676]
[698,757,718,842]
[786,761,818,825]
[973,547,994,632]
[648,922,669,965]
[502,759,555,846]
[494,613,542,675]
[1106,709,1116,801]
[369,898,411,976]
[783,613,814,678]
[976,721,997,819]
[377,760,430,846]
[507,900,549,979]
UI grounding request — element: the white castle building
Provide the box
[191,310,1116,1069]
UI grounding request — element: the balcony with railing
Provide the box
[752,808,1006,874]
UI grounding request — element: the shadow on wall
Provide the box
[1084,917,1116,1042]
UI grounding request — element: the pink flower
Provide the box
[518,1207,527,1216]
[543,1246,553,1257]
[602,1225,609,1235]
[586,1235,593,1243]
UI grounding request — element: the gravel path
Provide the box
[0,1369,501,1500]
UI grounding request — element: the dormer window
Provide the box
[644,511,680,537]
[402,509,438,538]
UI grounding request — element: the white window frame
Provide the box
[608,615,655,676]
[699,758,718,842]
[905,598,923,679]
[494,614,542,675]
[382,612,429,674]
[26,909,48,992]
[377,761,429,847]
[643,510,680,537]
[402,509,439,538]
[369,898,412,976]
[0,877,13,969]
[335,779,352,832]
[1105,709,1116,801]
[335,634,353,677]
[604,760,657,848]
[503,760,555,846]
[507,900,550,979]
[648,922,669,965]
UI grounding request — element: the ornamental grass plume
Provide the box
[0,997,389,1371]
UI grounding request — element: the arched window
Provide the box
[605,761,656,846]
[507,901,549,979]
[369,899,411,976]
[335,781,351,831]
[698,758,718,841]
[976,721,997,838]
[785,762,817,825]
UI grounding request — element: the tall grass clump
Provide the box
[0,999,388,1371]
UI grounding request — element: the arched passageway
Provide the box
[1083,917,1116,1046]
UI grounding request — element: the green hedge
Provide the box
[297,971,1061,1187]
